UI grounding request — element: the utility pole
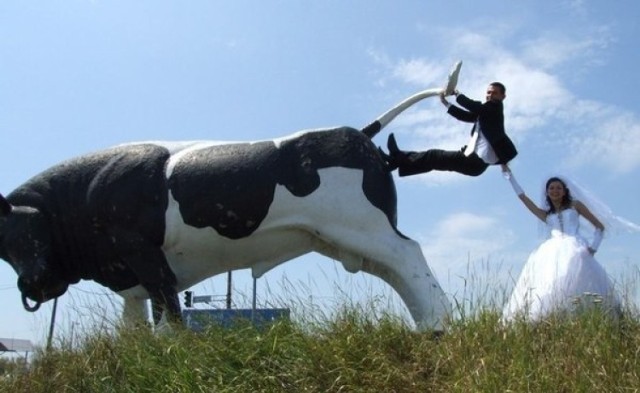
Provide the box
[46,297,58,350]
[226,271,232,309]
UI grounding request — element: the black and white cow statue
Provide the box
[0,63,462,332]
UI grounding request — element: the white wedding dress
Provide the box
[502,208,620,322]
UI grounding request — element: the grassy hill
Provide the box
[2,303,639,392]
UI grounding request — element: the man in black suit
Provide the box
[380,82,517,177]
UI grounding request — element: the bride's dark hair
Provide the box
[545,177,573,214]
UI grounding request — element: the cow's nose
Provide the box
[17,275,44,300]
[17,275,31,292]
[18,274,68,303]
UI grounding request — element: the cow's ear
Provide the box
[0,193,11,216]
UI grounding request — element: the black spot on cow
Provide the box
[168,127,397,239]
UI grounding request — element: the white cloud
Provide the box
[418,212,515,268]
[450,32,508,61]
[568,110,640,173]
[521,29,613,71]
[392,58,447,87]
[494,60,570,132]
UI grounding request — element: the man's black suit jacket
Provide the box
[447,94,517,164]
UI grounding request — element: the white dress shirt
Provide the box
[463,122,498,164]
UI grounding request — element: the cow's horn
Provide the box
[0,193,11,216]
[22,293,41,312]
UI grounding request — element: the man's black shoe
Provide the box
[387,133,400,155]
[378,147,399,171]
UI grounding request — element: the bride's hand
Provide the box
[501,164,512,179]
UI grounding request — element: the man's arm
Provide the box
[455,93,485,114]
[440,91,477,123]
[447,104,477,123]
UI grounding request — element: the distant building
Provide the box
[0,338,34,356]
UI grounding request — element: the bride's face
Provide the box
[546,181,566,203]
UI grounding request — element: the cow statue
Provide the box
[0,62,462,332]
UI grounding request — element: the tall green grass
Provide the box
[2,268,640,392]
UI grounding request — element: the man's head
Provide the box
[486,82,506,102]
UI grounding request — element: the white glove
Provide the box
[590,228,604,252]
[506,171,524,196]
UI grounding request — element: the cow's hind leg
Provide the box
[363,237,451,331]
[316,228,451,332]
[268,167,450,330]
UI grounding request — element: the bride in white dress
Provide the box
[501,169,621,322]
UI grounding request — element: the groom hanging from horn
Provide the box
[377,65,518,177]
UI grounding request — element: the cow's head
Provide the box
[0,193,69,312]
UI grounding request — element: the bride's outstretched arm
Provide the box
[502,166,547,222]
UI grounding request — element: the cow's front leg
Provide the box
[150,298,162,325]
[149,286,181,324]
[109,227,181,326]
[144,287,181,335]
[121,297,151,327]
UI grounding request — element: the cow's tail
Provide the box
[360,88,443,138]
[361,60,462,139]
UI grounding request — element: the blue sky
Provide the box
[1,0,639,347]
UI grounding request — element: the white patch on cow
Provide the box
[159,168,376,287]
[157,137,311,178]
[118,140,223,155]
[146,166,451,330]
[271,127,340,148]
[161,141,227,178]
